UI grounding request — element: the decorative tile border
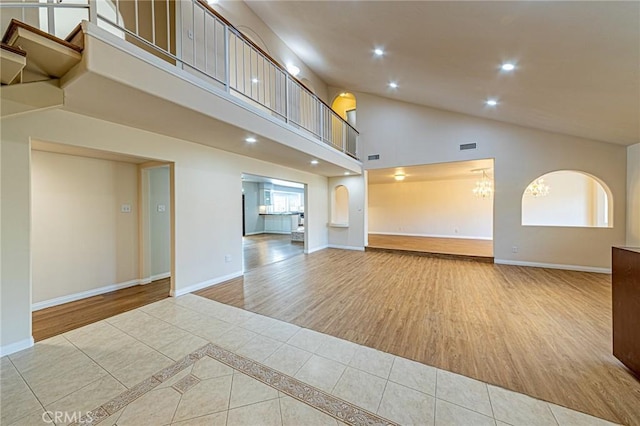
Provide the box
[172,374,200,394]
[71,343,398,426]
[205,344,398,426]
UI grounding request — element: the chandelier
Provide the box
[473,170,493,199]
[525,178,550,197]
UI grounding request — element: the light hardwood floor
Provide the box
[368,234,493,257]
[197,249,640,425]
[32,278,170,341]
[243,233,304,271]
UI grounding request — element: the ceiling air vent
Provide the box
[368,154,380,161]
[460,143,477,151]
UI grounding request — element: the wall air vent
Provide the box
[368,154,380,161]
[460,143,477,151]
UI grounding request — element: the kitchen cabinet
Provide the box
[263,214,293,233]
[259,189,272,206]
[612,246,640,377]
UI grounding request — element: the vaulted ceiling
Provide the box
[246,1,639,146]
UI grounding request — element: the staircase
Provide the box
[1,19,83,86]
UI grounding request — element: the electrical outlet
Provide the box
[121,204,131,213]
[512,246,518,253]
[157,204,166,213]
[225,255,232,262]
[454,228,459,234]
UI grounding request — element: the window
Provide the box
[271,191,303,213]
[521,170,613,228]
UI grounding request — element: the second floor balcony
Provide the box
[0,0,360,161]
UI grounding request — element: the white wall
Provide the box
[149,166,171,277]
[327,175,366,250]
[0,108,330,351]
[31,151,139,304]
[357,91,626,270]
[628,143,640,246]
[369,178,493,239]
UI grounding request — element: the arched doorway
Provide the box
[331,92,357,127]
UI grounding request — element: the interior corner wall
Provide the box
[327,175,366,249]
[356,91,627,270]
[368,178,493,239]
[31,151,139,304]
[242,181,264,235]
[627,143,640,246]
[1,137,32,352]
[149,166,171,277]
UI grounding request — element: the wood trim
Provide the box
[194,0,359,135]
[1,42,26,57]
[64,23,83,43]
[2,19,83,53]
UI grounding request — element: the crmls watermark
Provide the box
[43,411,93,424]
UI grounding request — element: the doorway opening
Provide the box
[241,173,306,271]
[331,92,357,127]
[366,159,494,259]
[30,141,174,341]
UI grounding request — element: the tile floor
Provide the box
[1,293,620,426]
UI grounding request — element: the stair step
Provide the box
[1,42,26,85]
[2,19,82,82]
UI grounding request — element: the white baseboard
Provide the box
[263,231,291,235]
[369,232,492,241]
[171,271,243,297]
[31,279,142,311]
[152,272,171,281]
[494,259,611,274]
[305,245,328,254]
[1,336,34,357]
[140,272,171,285]
[244,231,264,236]
[328,244,365,251]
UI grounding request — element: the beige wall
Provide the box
[0,108,329,351]
[31,151,139,304]
[1,138,32,354]
[628,143,640,246]
[369,178,493,239]
[356,91,626,270]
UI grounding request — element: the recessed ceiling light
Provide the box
[310,159,319,165]
[394,173,406,181]
[389,82,398,89]
[344,172,351,175]
[286,64,300,77]
[251,78,258,83]
[486,99,498,106]
[501,63,515,71]
[374,48,384,56]
[245,137,257,143]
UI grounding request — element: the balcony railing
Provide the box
[0,0,360,159]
